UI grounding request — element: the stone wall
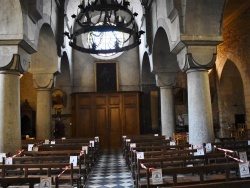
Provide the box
[216,7,250,133]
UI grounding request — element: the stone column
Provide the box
[0,54,29,154]
[187,69,214,145]
[177,46,217,145]
[156,73,176,138]
[33,74,54,140]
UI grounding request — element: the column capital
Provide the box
[0,54,29,74]
[0,46,31,73]
[33,73,54,90]
[155,72,177,88]
[177,45,217,72]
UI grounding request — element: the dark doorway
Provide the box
[235,114,245,128]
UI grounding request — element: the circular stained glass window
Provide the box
[88,23,124,57]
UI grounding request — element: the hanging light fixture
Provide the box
[64,0,145,54]
[140,0,150,8]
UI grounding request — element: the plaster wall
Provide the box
[0,1,23,38]
[72,48,140,92]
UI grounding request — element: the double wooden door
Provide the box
[71,92,140,149]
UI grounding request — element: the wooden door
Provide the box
[94,94,122,149]
[71,92,140,149]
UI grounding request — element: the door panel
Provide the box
[95,107,108,149]
[78,108,93,137]
[124,107,139,135]
[109,106,122,149]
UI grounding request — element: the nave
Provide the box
[85,150,134,188]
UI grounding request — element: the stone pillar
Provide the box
[156,73,176,138]
[33,74,54,140]
[177,46,217,145]
[187,69,214,145]
[0,54,29,154]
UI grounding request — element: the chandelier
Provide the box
[64,0,145,54]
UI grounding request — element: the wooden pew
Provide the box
[204,140,250,154]
[0,177,40,188]
[0,163,79,187]
[122,135,167,158]
[126,140,172,168]
[3,154,88,185]
[22,137,100,162]
[139,163,245,187]
[130,149,198,182]
[25,143,96,168]
[128,144,192,166]
[159,179,250,188]
[135,153,230,187]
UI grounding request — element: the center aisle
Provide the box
[85,149,134,188]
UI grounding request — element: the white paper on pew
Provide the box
[239,161,250,178]
[82,146,88,154]
[170,141,176,146]
[154,134,158,136]
[194,148,205,156]
[205,143,212,153]
[5,157,13,165]
[137,152,144,160]
[130,143,136,150]
[44,139,50,144]
[239,151,248,162]
[0,153,6,163]
[152,169,163,185]
[70,156,78,167]
[122,135,127,138]
[126,139,131,143]
[40,177,52,188]
[50,140,55,144]
[28,144,34,151]
[33,146,39,151]
[61,137,66,139]
[89,140,95,147]
[95,136,99,142]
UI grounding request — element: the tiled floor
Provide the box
[85,149,134,188]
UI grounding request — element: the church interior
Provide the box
[1,0,250,187]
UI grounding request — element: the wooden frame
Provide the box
[94,61,119,92]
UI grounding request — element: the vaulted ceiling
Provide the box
[223,0,250,25]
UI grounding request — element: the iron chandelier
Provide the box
[64,0,145,54]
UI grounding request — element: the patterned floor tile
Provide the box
[85,150,134,188]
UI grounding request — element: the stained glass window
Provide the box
[88,23,124,57]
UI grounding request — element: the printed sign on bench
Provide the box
[152,169,163,185]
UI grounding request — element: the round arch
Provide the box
[29,24,58,74]
[218,59,245,135]
[152,27,179,73]
[216,50,250,127]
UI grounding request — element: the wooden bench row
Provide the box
[0,163,76,188]
[0,137,100,187]
[122,135,250,188]
[139,163,247,187]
